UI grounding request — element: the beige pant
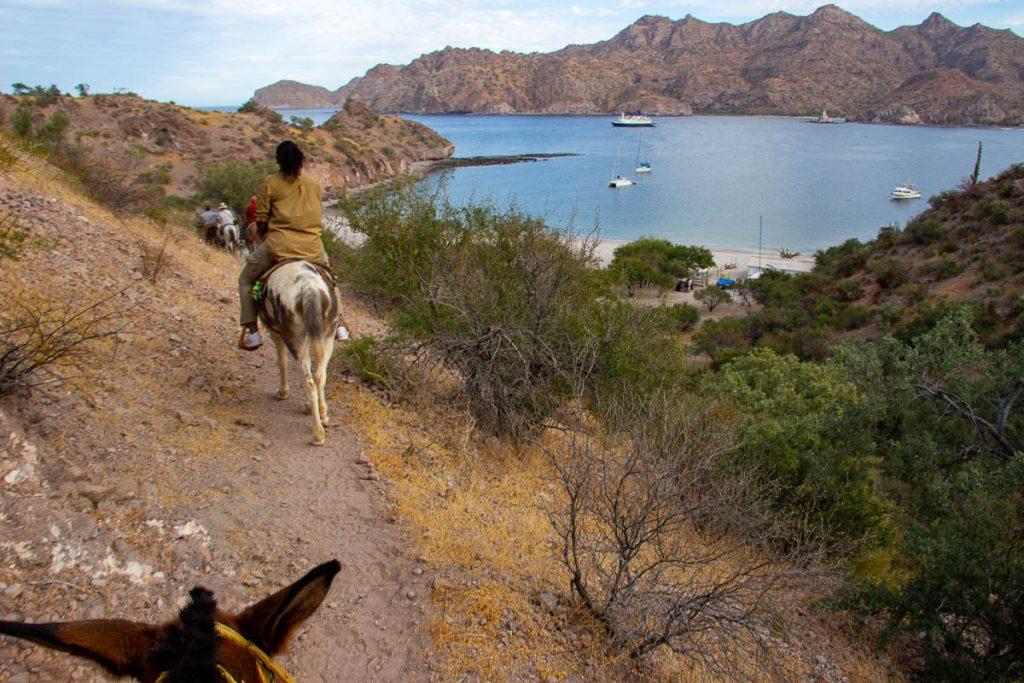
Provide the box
[238,243,330,326]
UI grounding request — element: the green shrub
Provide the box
[12,106,32,139]
[196,160,275,216]
[610,237,713,278]
[33,109,68,145]
[660,303,700,331]
[815,239,867,279]
[712,348,888,548]
[610,256,673,296]
[138,163,171,185]
[694,285,731,311]
[871,258,905,289]
[900,219,947,245]
[918,256,964,282]
[692,317,752,367]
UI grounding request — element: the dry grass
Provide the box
[335,381,901,681]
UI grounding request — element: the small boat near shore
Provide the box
[891,181,922,200]
[612,113,654,127]
[609,145,634,187]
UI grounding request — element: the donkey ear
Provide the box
[231,559,341,655]
[0,618,158,677]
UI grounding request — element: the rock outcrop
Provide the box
[255,4,1024,126]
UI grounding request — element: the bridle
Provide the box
[154,622,294,683]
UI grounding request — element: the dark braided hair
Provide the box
[276,140,304,180]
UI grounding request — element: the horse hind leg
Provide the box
[270,331,289,400]
[312,334,335,426]
[298,338,326,445]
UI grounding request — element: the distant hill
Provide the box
[255,4,1024,126]
[0,95,453,199]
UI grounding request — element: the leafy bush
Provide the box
[33,109,69,144]
[834,309,1024,679]
[871,258,905,289]
[610,237,713,278]
[609,255,673,295]
[694,285,731,311]
[290,116,314,133]
[659,302,699,331]
[343,184,695,437]
[815,238,867,279]
[196,160,274,216]
[692,317,752,367]
[712,348,889,549]
[900,219,947,246]
[11,106,32,139]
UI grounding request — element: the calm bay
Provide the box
[276,108,1023,254]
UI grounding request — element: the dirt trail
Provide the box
[225,359,433,682]
[0,168,434,681]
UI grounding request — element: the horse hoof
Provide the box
[312,433,325,446]
[276,389,289,400]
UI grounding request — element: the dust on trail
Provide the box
[230,359,433,682]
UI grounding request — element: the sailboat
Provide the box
[634,128,651,173]
[608,145,634,187]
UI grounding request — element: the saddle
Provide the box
[251,258,337,303]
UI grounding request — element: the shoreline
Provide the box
[592,238,816,277]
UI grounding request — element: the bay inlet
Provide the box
[276,108,1023,255]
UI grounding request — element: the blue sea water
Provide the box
[223,106,1023,253]
[403,114,1024,253]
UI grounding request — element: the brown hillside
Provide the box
[0,93,453,201]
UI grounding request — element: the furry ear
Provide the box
[231,559,341,655]
[0,618,158,677]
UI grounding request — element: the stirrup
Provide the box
[239,329,263,351]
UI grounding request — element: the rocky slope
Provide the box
[255,4,1024,126]
[0,94,453,200]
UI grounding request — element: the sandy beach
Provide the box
[593,238,817,279]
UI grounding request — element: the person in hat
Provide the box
[237,141,349,351]
[217,202,235,230]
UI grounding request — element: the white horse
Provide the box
[256,261,339,445]
[218,222,240,255]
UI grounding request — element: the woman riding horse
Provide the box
[238,140,347,351]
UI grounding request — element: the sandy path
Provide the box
[199,350,435,682]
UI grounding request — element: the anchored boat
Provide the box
[611,113,654,127]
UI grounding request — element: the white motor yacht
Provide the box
[891,182,922,200]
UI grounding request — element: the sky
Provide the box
[2,0,1022,107]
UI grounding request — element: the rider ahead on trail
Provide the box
[238,140,346,351]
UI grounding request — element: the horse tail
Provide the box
[301,284,325,342]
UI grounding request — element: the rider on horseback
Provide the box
[238,140,348,351]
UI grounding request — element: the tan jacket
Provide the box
[255,172,326,263]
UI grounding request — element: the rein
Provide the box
[154,623,294,683]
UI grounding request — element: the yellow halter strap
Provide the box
[153,622,294,683]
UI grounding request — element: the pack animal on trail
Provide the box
[256,260,340,445]
[0,559,340,683]
[218,222,240,255]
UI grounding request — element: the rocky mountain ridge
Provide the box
[254,4,1024,126]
